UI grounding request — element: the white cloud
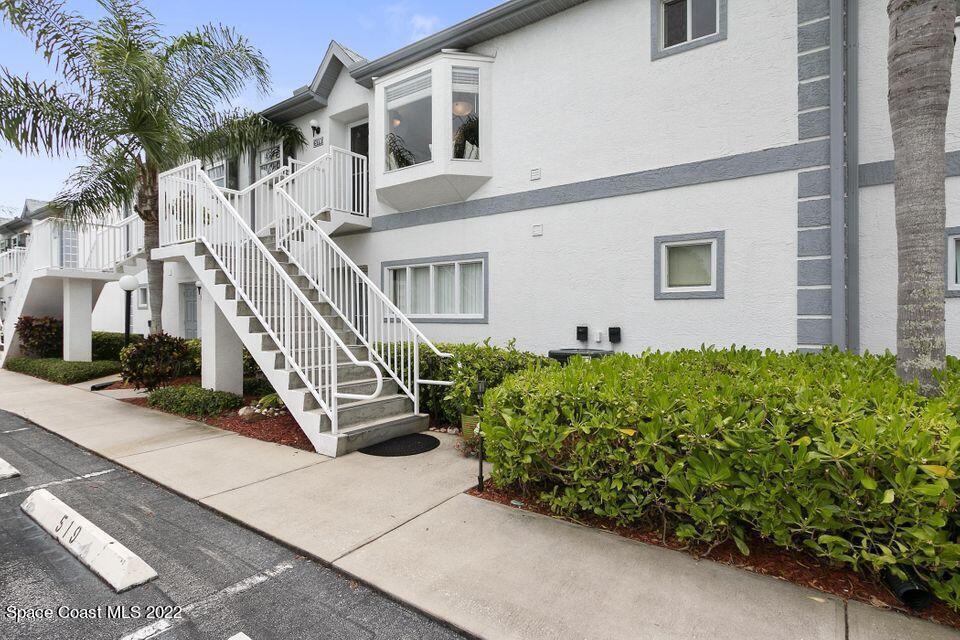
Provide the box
[381,2,442,42]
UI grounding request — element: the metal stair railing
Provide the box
[273,158,452,414]
[158,160,383,434]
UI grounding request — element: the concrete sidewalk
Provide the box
[0,369,956,640]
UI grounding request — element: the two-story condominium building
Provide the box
[3,0,959,454]
[200,0,960,357]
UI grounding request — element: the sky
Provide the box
[0,0,501,213]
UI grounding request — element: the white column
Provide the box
[200,290,243,395]
[63,279,92,362]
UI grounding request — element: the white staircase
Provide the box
[0,214,144,366]
[158,157,451,456]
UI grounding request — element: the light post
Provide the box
[118,275,139,347]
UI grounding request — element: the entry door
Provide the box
[180,283,198,339]
[349,122,369,214]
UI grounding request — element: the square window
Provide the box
[137,286,148,310]
[948,230,960,297]
[655,231,725,299]
[653,0,726,59]
[666,243,713,287]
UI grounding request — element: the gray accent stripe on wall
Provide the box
[799,109,830,139]
[798,19,830,52]
[367,140,831,233]
[798,168,831,197]
[798,199,831,227]
[798,318,832,344]
[799,78,830,110]
[798,0,830,23]
[798,49,830,81]
[798,288,832,315]
[859,150,960,187]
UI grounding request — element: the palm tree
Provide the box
[0,0,303,332]
[887,0,955,395]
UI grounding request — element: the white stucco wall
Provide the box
[336,170,797,354]
[458,0,798,202]
[859,179,960,355]
[91,275,151,335]
[858,6,960,164]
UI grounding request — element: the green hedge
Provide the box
[5,357,120,384]
[480,348,960,608]
[147,384,244,418]
[15,316,62,358]
[417,338,552,425]
[92,332,144,361]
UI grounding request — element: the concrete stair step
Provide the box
[327,413,430,453]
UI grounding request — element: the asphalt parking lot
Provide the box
[0,409,469,640]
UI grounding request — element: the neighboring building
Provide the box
[203,0,960,356]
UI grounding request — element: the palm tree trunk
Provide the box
[136,162,163,334]
[888,0,954,395]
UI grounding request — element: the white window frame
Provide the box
[137,285,148,310]
[948,228,960,297]
[382,253,488,323]
[661,0,720,50]
[654,230,725,300]
[661,238,718,294]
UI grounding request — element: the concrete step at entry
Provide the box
[323,412,429,453]
[306,393,414,429]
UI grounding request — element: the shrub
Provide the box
[480,348,960,609]
[120,333,191,390]
[147,384,244,418]
[243,375,274,397]
[15,316,62,358]
[92,331,144,361]
[5,357,120,384]
[418,338,553,425]
[184,338,260,377]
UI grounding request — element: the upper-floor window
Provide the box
[207,156,239,190]
[385,70,433,171]
[652,0,726,60]
[948,228,960,297]
[452,67,480,160]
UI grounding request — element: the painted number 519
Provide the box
[55,515,82,544]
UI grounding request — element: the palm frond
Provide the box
[0,69,103,155]
[163,24,270,121]
[93,0,161,92]
[0,0,97,94]
[186,110,304,163]
[52,146,138,221]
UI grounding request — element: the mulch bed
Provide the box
[468,484,960,631]
[120,396,314,451]
[107,376,200,390]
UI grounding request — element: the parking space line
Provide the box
[0,468,115,499]
[228,634,253,640]
[118,562,295,640]
[1,427,30,434]
[0,456,19,479]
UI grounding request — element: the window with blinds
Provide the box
[385,70,433,171]
[386,258,485,319]
[452,67,480,160]
[662,0,718,49]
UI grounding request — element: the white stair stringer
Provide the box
[172,241,428,456]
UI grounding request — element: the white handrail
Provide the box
[275,146,368,219]
[274,162,451,414]
[220,165,290,234]
[0,246,27,280]
[159,160,383,434]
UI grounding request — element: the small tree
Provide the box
[0,0,303,332]
[887,0,955,395]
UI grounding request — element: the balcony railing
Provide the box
[0,246,27,281]
[284,147,368,219]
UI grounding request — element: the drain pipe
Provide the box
[882,567,933,610]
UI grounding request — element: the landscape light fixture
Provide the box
[118,274,139,347]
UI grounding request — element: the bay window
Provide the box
[384,253,488,322]
[385,70,433,171]
[452,67,480,160]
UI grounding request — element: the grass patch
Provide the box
[5,357,121,384]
